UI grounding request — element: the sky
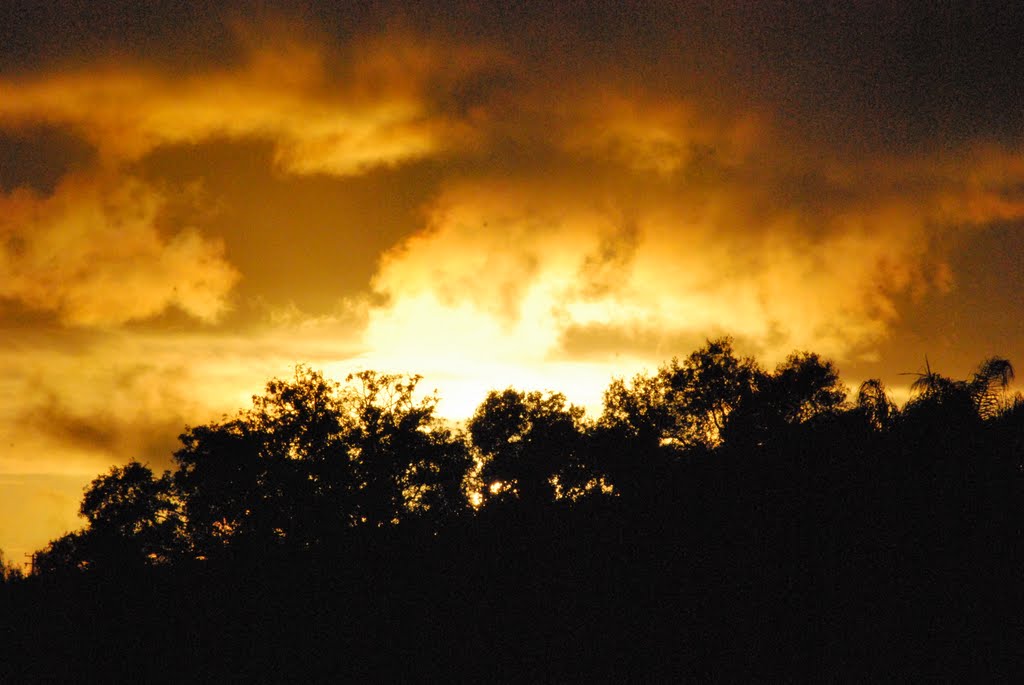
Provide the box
[2,1,1024,565]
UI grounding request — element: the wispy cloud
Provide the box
[0,30,503,175]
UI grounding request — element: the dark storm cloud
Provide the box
[5,2,1022,144]
[0,125,95,193]
[0,0,241,73]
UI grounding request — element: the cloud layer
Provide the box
[366,144,1024,374]
[0,29,500,175]
[2,4,1024,565]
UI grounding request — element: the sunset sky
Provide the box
[3,1,1024,565]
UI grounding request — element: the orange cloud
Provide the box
[0,31,501,175]
[0,173,238,325]
[557,89,766,174]
[363,134,1024,385]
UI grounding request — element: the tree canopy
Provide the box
[30,339,1021,575]
[14,339,1024,681]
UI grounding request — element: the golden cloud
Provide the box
[0,31,501,175]
[364,136,1024,382]
[0,173,238,325]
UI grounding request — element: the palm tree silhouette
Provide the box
[969,357,1015,419]
[905,356,1014,419]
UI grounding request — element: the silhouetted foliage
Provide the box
[594,372,674,501]
[33,530,91,575]
[337,370,472,526]
[855,378,897,431]
[721,350,847,449]
[172,367,471,558]
[11,344,1024,680]
[174,417,280,555]
[469,388,587,504]
[661,337,761,449]
[970,356,1015,419]
[82,461,181,560]
[32,461,180,573]
[0,549,22,583]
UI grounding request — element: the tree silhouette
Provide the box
[969,356,1015,419]
[33,461,181,572]
[80,461,182,564]
[174,418,279,556]
[902,358,980,440]
[854,378,898,431]
[15,347,1024,682]
[469,388,587,505]
[594,372,674,501]
[0,549,23,582]
[768,351,848,424]
[32,530,91,574]
[907,357,966,403]
[599,372,672,446]
[341,370,471,527]
[721,350,847,449]
[660,337,762,449]
[173,366,471,555]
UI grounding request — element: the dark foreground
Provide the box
[4,493,1021,682]
[5,349,1024,680]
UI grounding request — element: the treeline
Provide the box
[4,337,1024,679]
[23,338,1022,571]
